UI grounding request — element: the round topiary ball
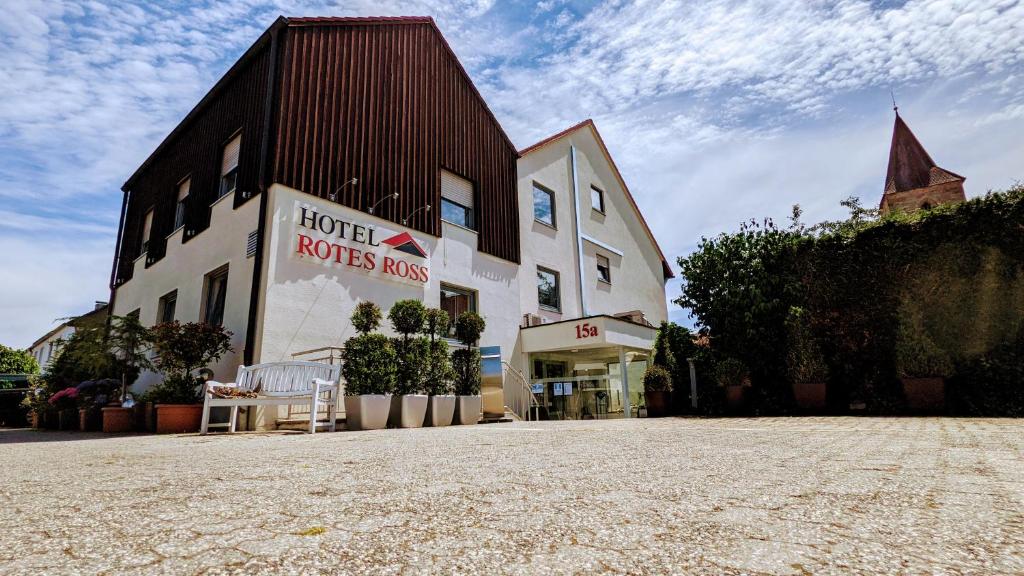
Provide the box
[351,301,382,334]
[454,311,486,347]
[388,299,426,337]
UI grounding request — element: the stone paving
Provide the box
[1,417,1022,575]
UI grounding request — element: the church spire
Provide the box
[879,109,965,213]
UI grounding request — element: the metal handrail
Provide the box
[502,361,539,421]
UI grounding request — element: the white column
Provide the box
[619,347,632,418]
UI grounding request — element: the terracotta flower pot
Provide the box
[901,377,945,413]
[792,382,827,412]
[644,390,672,417]
[30,412,41,429]
[725,385,745,409]
[102,406,134,433]
[155,404,203,434]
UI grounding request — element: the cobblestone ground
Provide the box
[1,417,1023,575]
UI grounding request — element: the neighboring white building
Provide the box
[28,302,109,369]
[108,17,673,428]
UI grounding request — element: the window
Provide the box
[537,267,560,311]
[533,183,555,227]
[141,208,154,253]
[158,290,177,324]
[203,266,229,326]
[218,134,241,200]
[174,178,190,230]
[591,185,605,213]
[440,284,477,337]
[596,254,611,284]
[440,170,474,229]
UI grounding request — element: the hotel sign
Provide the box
[292,203,430,285]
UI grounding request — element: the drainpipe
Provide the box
[570,145,588,317]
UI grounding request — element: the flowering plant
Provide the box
[48,387,79,409]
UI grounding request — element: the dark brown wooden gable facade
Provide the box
[113,16,520,287]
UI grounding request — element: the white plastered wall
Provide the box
[112,193,258,393]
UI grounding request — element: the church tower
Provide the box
[879,110,966,214]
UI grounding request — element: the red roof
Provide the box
[519,119,675,279]
[884,111,964,196]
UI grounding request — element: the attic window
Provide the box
[218,134,241,200]
[440,170,474,229]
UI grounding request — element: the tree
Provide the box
[0,344,39,375]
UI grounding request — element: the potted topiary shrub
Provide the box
[149,321,232,433]
[341,302,396,431]
[422,308,456,427]
[20,376,49,429]
[895,325,952,413]
[715,358,749,410]
[785,308,828,412]
[387,299,430,428]
[642,365,672,417]
[451,311,486,425]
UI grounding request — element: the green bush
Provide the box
[341,333,396,395]
[389,300,426,338]
[393,336,429,395]
[423,340,455,395]
[454,311,485,347]
[351,301,382,335]
[714,358,748,387]
[423,308,451,342]
[150,322,232,388]
[451,348,481,396]
[141,373,203,405]
[642,365,672,393]
[785,308,828,383]
[0,344,39,375]
[948,330,1024,416]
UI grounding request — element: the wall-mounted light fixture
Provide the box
[402,204,431,226]
[369,192,399,215]
[329,177,359,202]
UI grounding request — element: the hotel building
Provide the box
[109,16,673,428]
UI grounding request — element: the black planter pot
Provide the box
[644,390,672,417]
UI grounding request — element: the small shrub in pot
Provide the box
[642,365,672,417]
[341,301,396,430]
[452,311,485,424]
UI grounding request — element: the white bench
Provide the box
[200,361,340,435]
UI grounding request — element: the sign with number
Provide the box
[575,322,598,339]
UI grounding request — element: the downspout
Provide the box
[570,145,588,317]
[243,21,284,366]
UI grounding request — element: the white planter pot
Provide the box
[389,394,429,428]
[454,395,482,425]
[344,394,391,431]
[425,395,456,427]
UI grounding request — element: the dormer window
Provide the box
[174,178,190,230]
[141,208,154,253]
[218,134,241,200]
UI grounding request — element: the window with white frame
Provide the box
[202,265,229,326]
[174,178,190,230]
[440,170,474,229]
[533,183,555,227]
[537,267,561,311]
[596,254,611,284]
[218,134,241,200]
[141,208,154,253]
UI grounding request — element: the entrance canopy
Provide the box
[520,315,657,353]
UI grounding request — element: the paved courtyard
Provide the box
[1,417,1022,575]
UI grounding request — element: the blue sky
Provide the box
[2,0,1023,348]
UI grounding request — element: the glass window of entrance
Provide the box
[533,183,555,227]
[537,267,560,311]
[441,284,476,336]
